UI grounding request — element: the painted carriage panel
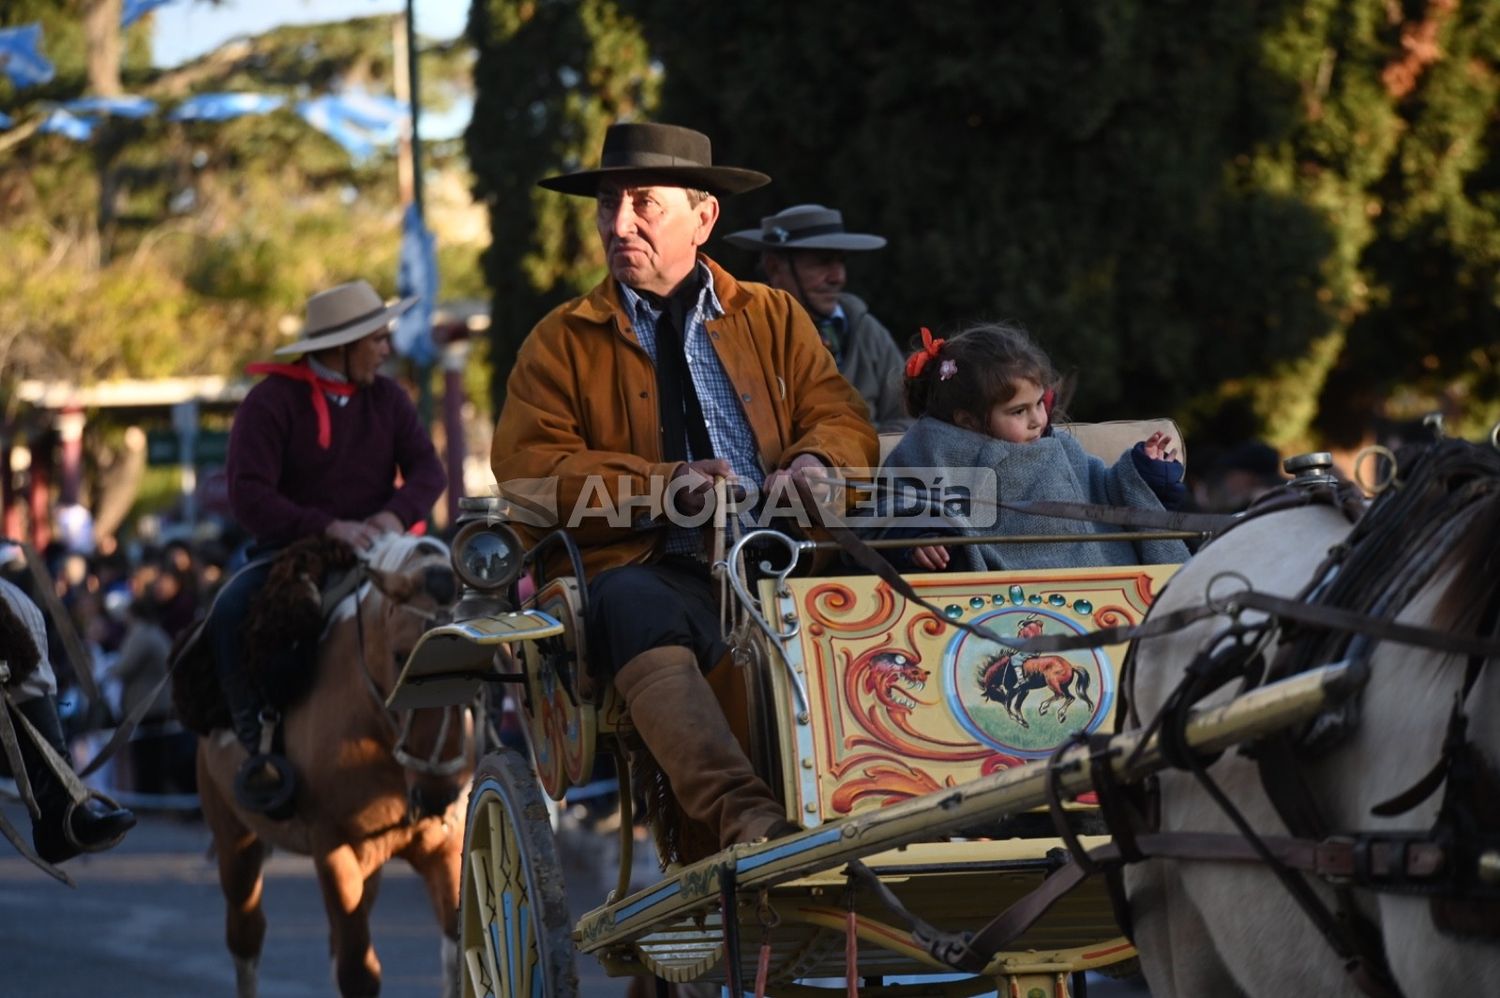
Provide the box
[519,578,597,799]
[762,565,1178,826]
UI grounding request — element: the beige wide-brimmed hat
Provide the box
[724,204,886,252]
[274,280,416,356]
[538,122,770,198]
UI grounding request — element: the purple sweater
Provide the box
[227,371,446,546]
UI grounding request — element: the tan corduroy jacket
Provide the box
[492,256,877,577]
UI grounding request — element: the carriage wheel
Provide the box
[460,750,578,998]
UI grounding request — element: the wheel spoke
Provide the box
[463,946,494,998]
[459,752,576,997]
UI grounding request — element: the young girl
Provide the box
[879,322,1190,572]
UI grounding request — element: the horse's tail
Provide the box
[1075,665,1095,709]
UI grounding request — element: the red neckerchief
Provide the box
[246,362,356,449]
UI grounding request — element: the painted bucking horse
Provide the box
[977,616,1095,727]
[175,533,469,998]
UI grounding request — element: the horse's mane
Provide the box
[1436,463,1500,635]
[1345,438,1500,637]
[363,531,446,575]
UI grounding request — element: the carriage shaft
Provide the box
[577,661,1357,961]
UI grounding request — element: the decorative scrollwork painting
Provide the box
[762,565,1178,824]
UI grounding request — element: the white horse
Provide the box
[1125,443,1500,998]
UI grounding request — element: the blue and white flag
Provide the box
[297,95,374,160]
[63,95,157,118]
[0,111,11,131]
[122,0,181,29]
[296,92,408,161]
[170,92,284,122]
[394,202,438,366]
[0,23,56,89]
[329,91,408,140]
[38,108,95,141]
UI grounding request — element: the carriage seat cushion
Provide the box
[876,418,1186,471]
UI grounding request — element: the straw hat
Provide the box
[274,280,416,356]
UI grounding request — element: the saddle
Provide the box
[171,537,365,736]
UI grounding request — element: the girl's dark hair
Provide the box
[903,322,1058,425]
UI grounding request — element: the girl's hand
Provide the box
[911,544,950,571]
[1142,431,1178,463]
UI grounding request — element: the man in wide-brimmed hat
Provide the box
[726,204,909,431]
[493,122,877,850]
[211,279,445,809]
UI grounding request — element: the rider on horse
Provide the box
[1,575,136,865]
[212,279,445,812]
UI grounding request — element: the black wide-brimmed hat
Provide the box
[724,204,886,252]
[537,122,770,198]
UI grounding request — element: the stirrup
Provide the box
[63,791,134,854]
[234,752,297,819]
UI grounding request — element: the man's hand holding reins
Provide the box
[326,518,383,551]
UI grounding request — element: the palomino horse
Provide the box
[196,533,470,998]
[1125,440,1500,997]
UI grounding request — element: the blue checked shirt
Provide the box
[620,262,764,556]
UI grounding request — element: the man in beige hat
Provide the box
[211,279,446,810]
[726,204,909,431]
[493,122,876,850]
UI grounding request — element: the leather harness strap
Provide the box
[949,830,1451,975]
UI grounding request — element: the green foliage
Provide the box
[466,0,659,413]
[467,0,1500,452]
[0,10,486,402]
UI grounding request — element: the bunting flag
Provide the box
[0,23,56,89]
[394,202,438,366]
[38,108,94,141]
[296,92,409,160]
[122,0,182,29]
[63,95,157,118]
[169,92,285,122]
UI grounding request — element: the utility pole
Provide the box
[393,6,432,426]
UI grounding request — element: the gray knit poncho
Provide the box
[875,416,1190,571]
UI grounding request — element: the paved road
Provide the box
[1,799,1149,997]
[0,799,627,997]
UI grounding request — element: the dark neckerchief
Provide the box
[639,272,715,463]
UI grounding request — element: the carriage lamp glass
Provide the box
[451,520,523,590]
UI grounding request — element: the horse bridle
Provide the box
[354,565,474,780]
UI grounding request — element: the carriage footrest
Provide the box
[388,611,564,709]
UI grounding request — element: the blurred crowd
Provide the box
[0,531,242,803]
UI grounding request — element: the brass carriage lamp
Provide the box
[450,517,525,592]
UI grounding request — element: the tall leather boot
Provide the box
[215,645,294,815]
[615,646,795,849]
[12,695,135,864]
[216,653,266,756]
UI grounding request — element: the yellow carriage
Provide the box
[389,424,1351,998]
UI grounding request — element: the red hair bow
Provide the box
[904,326,945,378]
